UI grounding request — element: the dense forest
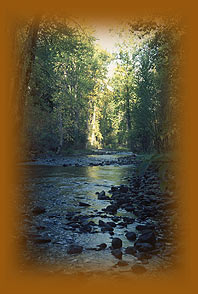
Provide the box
[9,16,184,158]
[9,15,185,275]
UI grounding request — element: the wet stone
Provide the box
[125,232,137,241]
[137,231,156,246]
[125,246,136,255]
[116,260,128,267]
[111,249,122,260]
[131,264,147,274]
[97,243,107,250]
[33,238,51,244]
[79,202,91,207]
[112,238,122,249]
[67,245,83,254]
[134,242,154,252]
[32,206,46,215]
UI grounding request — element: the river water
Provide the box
[18,153,162,274]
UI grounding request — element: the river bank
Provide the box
[17,152,180,277]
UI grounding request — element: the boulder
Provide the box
[32,206,46,215]
[97,191,110,200]
[125,206,134,212]
[112,238,122,249]
[125,232,137,241]
[34,238,51,244]
[136,252,151,260]
[117,260,128,267]
[67,245,83,254]
[79,202,91,207]
[111,248,122,259]
[137,231,156,246]
[106,221,116,227]
[101,223,114,232]
[134,242,154,252]
[125,246,136,255]
[97,243,107,250]
[131,264,147,274]
[105,204,117,214]
[119,185,129,193]
[136,224,155,231]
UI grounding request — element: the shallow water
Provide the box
[19,154,160,273]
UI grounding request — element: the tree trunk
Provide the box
[90,103,96,146]
[12,16,40,133]
[56,110,63,154]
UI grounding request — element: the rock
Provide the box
[111,216,120,222]
[117,260,128,267]
[134,242,154,252]
[131,264,147,274]
[125,246,136,255]
[67,245,83,254]
[112,238,122,249]
[117,221,127,228]
[136,252,151,260]
[79,202,91,207]
[87,221,96,226]
[101,224,114,232]
[137,231,156,246]
[111,248,122,259]
[32,206,46,215]
[80,224,92,233]
[110,186,118,192]
[105,204,117,214]
[136,224,155,231]
[34,238,51,244]
[106,221,116,227]
[125,232,137,241]
[86,247,97,251]
[125,206,134,212]
[119,185,129,193]
[123,217,135,224]
[97,190,110,200]
[97,243,107,250]
[98,220,105,226]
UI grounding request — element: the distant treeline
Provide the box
[9,16,184,157]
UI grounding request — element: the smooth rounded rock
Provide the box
[131,264,147,274]
[111,248,122,259]
[125,246,136,255]
[137,231,156,246]
[112,238,122,249]
[67,245,83,254]
[125,232,137,241]
[134,242,154,252]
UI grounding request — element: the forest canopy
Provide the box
[9,15,184,158]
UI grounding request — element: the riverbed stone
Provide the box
[134,242,154,252]
[32,206,46,215]
[111,248,122,259]
[131,264,147,274]
[116,260,128,267]
[34,238,51,244]
[136,224,155,231]
[79,202,91,207]
[137,231,156,246]
[125,246,136,255]
[112,238,122,249]
[97,243,107,250]
[125,232,137,241]
[67,245,83,254]
[105,204,117,214]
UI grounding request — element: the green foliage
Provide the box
[136,152,177,191]
[12,16,183,156]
